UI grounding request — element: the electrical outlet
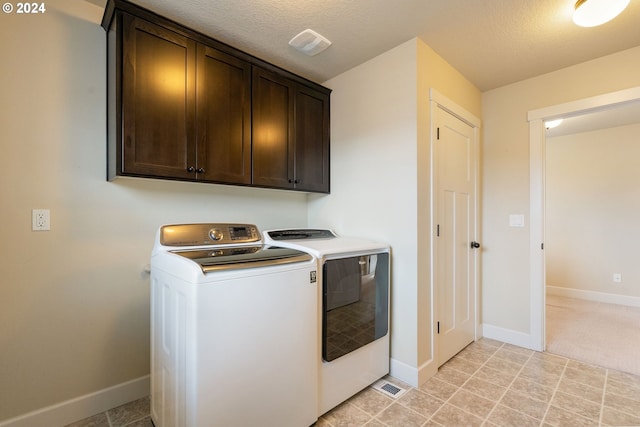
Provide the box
[32,209,50,231]
[613,273,622,283]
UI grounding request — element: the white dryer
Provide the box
[263,229,390,415]
[150,223,318,427]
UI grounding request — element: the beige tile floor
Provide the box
[67,338,640,427]
[64,396,152,427]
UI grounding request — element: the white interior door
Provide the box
[434,104,478,366]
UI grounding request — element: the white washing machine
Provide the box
[150,223,318,427]
[263,229,390,415]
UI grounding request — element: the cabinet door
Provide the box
[251,67,295,189]
[196,45,251,184]
[294,86,330,193]
[121,14,196,179]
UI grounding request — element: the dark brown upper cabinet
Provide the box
[293,84,331,193]
[106,12,251,185]
[252,69,330,193]
[196,45,252,184]
[252,68,294,189]
[119,14,197,180]
[102,0,330,193]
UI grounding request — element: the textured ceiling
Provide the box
[92,0,640,91]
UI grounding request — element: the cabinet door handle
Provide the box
[196,168,205,174]
[187,166,195,173]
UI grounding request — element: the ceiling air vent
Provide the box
[288,29,331,56]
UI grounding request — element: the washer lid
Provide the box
[170,245,312,273]
[266,229,335,240]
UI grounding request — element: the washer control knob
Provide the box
[209,228,223,241]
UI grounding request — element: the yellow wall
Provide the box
[310,38,480,385]
[0,1,310,421]
[6,0,638,420]
[481,46,640,337]
[311,39,420,376]
[417,40,481,377]
[547,123,640,298]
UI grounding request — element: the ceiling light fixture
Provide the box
[288,29,332,56]
[572,0,630,27]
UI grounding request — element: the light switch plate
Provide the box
[509,214,525,227]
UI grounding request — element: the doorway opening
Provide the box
[527,86,640,352]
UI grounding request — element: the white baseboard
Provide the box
[482,323,538,351]
[0,375,150,427]
[547,286,640,308]
[389,356,438,389]
[390,357,419,387]
[416,357,438,387]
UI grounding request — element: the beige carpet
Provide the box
[546,294,640,376]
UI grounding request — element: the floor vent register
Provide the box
[371,380,408,399]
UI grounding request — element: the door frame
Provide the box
[430,89,482,362]
[527,86,640,352]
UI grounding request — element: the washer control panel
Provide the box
[160,223,260,246]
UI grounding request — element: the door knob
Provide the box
[471,241,481,249]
